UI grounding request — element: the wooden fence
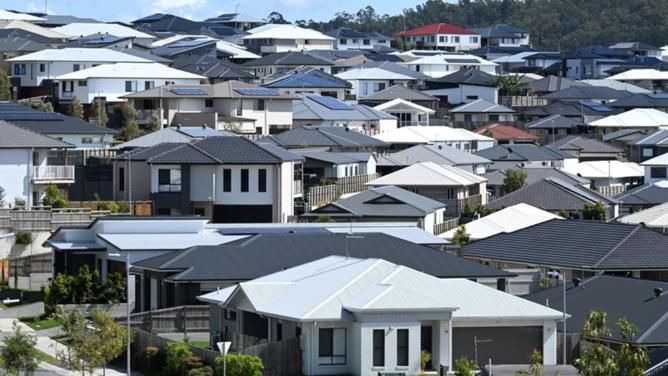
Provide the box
[119,305,210,334]
[444,194,483,217]
[133,329,221,367]
[306,173,379,211]
[595,185,627,197]
[433,217,460,235]
[0,207,108,231]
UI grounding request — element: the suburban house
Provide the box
[335,62,428,99]
[470,24,530,48]
[114,137,303,222]
[243,52,334,78]
[448,99,515,126]
[301,186,447,233]
[0,121,74,208]
[260,125,388,152]
[399,53,497,78]
[464,219,668,283]
[607,92,668,112]
[422,68,498,108]
[292,94,397,132]
[326,28,392,50]
[485,177,620,219]
[607,68,668,91]
[642,152,668,184]
[562,160,643,192]
[261,67,351,100]
[111,126,234,151]
[485,166,591,198]
[544,135,625,161]
[474,144,578,171]
[171,55,257,84]
[541,85,630,104]
[291,149,376,186]
[491,51,562,74]
[396,23,481,51]
[122,81,295,134]
[524,100,615,124]
[198,255,563,376]
[203,13,267,30]
[627,129,668,163]
[374,125,496,152]
[376,143,491,176]
[475,123,539,144]
[367,162,488,217]
[360,85,439,114]
[589,108,668,133]
[241,24,335,54]
[372,99,435,127]
[52,22,157,45]
[619,201,668,230]
[525,115,587,144]
[614,181,668,214]
[562,47,628,80]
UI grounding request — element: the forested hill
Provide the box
[284,0,668,51]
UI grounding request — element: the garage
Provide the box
[213,205,273,223]
[453,326,543,364]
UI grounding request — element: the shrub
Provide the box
[453,356,476,376]
[420,350,432,371]
[214,354,263,376]
[188,366,213,376]
[14,197,26,208]
[314,215,334,223]
[14,232,32,245]
[182,356,205,376]
[164,342,193,376]
[42,184,68,208]
[141,347,163,376]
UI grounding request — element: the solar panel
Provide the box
[234,88,280,96]
[581,100,613,112]
[170,88,208,95]
[307,95,353,110]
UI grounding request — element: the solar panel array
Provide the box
[0,104,62,121]
[234,88,280,96]
[307,95,353,110]
[170,88,208,95]
[581,100,613,112]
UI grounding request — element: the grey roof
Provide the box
[291,149,371,164]
[601,128,647,142]
[325,27,391,40]
[526,275,668,343]
[485,166,590,187]
[243,51,333,67]
[485,177,617,212]
[115,142,183,161]
[108,46,172,63]
[0,102,116,135]
[171,55,254,80]
[304,186,444,218]
[474,144,575,162]
[112,126,233,150]
[545,135,622,154]
[525,100,615,117]
[0,36,45,52]
[525,114,584,129]
[464,219,668,270]
[615,182,668,205]
[529,75,588,93]
[449,99,515,113]
[378,143,491,167]
[629,129,668,146]
[262,66,350,89]
[362,85,437,101]
[469,24,528,39]
[133,232,513,281]
[542,86,630,100]
[0,121,73,149]
[427,68,496,87]
[293,94,396,122]
[358,61,429,80]
[609,41,661,52]
[608,93,668,109]
[259,125,388,149]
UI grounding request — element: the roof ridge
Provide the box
[636,305,668,343]
[189,139,225,163]
[593,224,642,268]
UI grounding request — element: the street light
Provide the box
[110,252,131,375]
[547,270,567,365]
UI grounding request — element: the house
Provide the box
[601,128,649,151]
[470,24,530,48]
[290,149,376,184]
[366,162,488,217]
[448,99,515,126]
[0,121,74,207]
[528,75,586,96]
[562,47,628,79]
[52,22,157,45]
[242,51,334,78]
[360,85,439,122]
[422,68,498,108]
[607,92,668,112]
[0,35,45,73]
[580,78,650,94]
[618,201,668,230]
[589,108,668,133]
[0,19,69,45]
[301,186,448,233]
[469,45,534,61]
[326,28,392,51]
[53,62,205,108]
[203,13,267,31]
[475,123,538,144]
[609,41,663,58]
[293,94,397,133]
[562,160,643,191]
[485,166,590,198]
[441,203,560,241]
[396,23,481,51]
[484,177,619,218]
[259,125,388,152]
[111,126,234,151]
[524,115,587,144]
[464,219,668,283]
[336,61,428,99]
[241,24,335,54]
[615,181,668,214]
[493,52,561,75]
[399,53,497,78]
[372,99,434,127]
[198,255,563,375]
[170,55,256,84]
[524,100,615,124]
[627,129,668,163]
[474,143,577,171]
[63,32,136,49]
[374,125,496,151]
[261,66,351,100]
[544,135,624,161]
[149,35,260,62]
[376,143,491,176]
[150,39,219,61]
[541,85,630,104]
[642,152,668,184]
[121,81,294,135]
[607,68,668,91]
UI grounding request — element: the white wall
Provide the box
[644,165,668,184]
[424,85,498,105]
[214,165,274,205]
[0,149,51,207]
[335,38,391,51]
[403,34,480,51]
[58,77,203,103]
[48,133,114,149]
[14,60,136,87]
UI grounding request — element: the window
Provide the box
[362,82,369,96]
[651,167,667,179]
[39,64,45,72]
[464,114,473,121]
[489,114,500,121]
[454,36,460,43]
[376,83,386,91]
[125,81,137,92]
[372,329,385,367]
[236,99,243,116]
[62,81,74,93]
[240,169,249,192]
[258,169,267,192]
[363,39,370,45]
[81,137,102,144]
[13,64,26,75]
[118,167,125,191]
[439,36,445,42]
[466,95,478,100]
[157,168,181,192]
[254,99,265,111]
[205,99,213,108]
[145,81,155,90]
[319,328,346,365]
[223,169,231,192]
[415,64,420,72]
[471,36,479,43]
[445,188,456,200]
[643,148,654,157]
[339,38,347,45]
[78,80,87,87]
[397,329,409,367]
[73,64,81,71]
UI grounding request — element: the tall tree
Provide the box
[89,99,108,127]
[69,96,84,119]
[451,225,471,246]
[0,70,12,101]
[503,168,528,193]
[267,11,289,24]
[0,322,39,376]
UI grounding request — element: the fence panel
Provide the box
[119,305,210,334]
[306,173,379,211]
[433,217,460,235]
[595,185,627,197]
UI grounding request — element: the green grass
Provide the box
[20,317,60,331]
[189,341,210,349]
[35,349,60,367]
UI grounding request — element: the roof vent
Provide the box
[572,278,582,287]
[438,145,442,150]
[655,287,663,298]
[176,124,181,129]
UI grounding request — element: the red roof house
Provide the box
[475,123,539,144]
[396,23,479,37]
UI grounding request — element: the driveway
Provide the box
[0,302,44,318]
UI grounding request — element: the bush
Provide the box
[141,347,163,376]
[453,356,476,376]
[14,197,26,208]
[47,265,125,307]
[14,232,32,245]
[164,342,193,376]
[42,184,68,208]
[188,366,213,376]
[182,356,205,376]
[420,350,432,371]
[214,354,263,376]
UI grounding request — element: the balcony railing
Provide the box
[136,109,161,122]
[444,194,483,217]
[293,180,303,195]
[32,166,75,183]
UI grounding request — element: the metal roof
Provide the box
[377,143,491,167]
[485,166,590,187]
[545,135,622,154]
[541,86,630,100]
[263,67,350,89]
[525,114,584,129]
[615,181,668,205]
[474,144,575,162]
[367,162,486,187]
[112,127,231,150]
[0,102,116,135]
[449,98,515,113]
[259,125,387,149]
[362,84,437,101]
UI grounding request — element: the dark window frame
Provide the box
[396,329,409,366]
[240,169,249,192]
[373,329,385,367]
[318,328,347,365]
[258,169,267,193]
[223,169,232,192]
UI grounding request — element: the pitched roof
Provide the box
[336,61,427,80]
[524,100,614,117]
[579,79,650,94]
[474,144,574,162]
[529,75,588,93]
[262,66,350,89]
[449,98,515,113]
[122,80,294,100]
[243,51,333,67]
[475,123,538,141]
[608,68,668,81]
[171,55,255,80]
[0,121,73,149]
[642,152,668,166]
[441,203,561,240]
[259,125,387,149]
[53,22,156,39]
[111,126,234,150]
[377,143,491,167]
[563,161,643,179]
[0,102,116,135]
[427,68,496,87]
[615,181,668,205]
[135,233,513,281]
[0,20,68,40]
[485,166,590,187]
[291,149,371,164]
[619,201,668,227]
[464,219,668,270]
[396,23,478,37]
[362,84,437,101]
[608,92,668,108]
[367,162,486,187]
[469,24,528,38]
[525,114,585,129]
[545,135,622,155]
[7,47,152,63]
[0,36,44,52]
[589,108,668,128]
[54,62,205,80]
[629,129,668,146]
[293,94,395,121]
[242,24,334,41]
[374,125,494,145]
[485,177,617,212]
[325,27,391,40]
[541,86,630,100]
[0,10,44,22]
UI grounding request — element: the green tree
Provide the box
[215,354,263,376]
[0,322,39,376]
[90,99,108,127]
[165,341,193,376]
[92,309,127,374]
[314,215,335,223]
[42,184,69,208]
[451,225,471,246]
[0,70,11,101]
[69,96,84,119]
[515,349,555,376]
[144,116,160,134]
[267,11,289,24]
[583,202,607,221]
[117,104,140,141]
[503,169,528,194]
[453,356,476,376]
[493,74,528,96]
[574,310,649,376]
[558,209,569,219]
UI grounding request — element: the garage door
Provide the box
[213,205,273,223]
[453,326,542,365]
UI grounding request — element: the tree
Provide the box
[314,215,335,223]
[144,116,160,134]
[583,202,607,221]
[92,309,127,374]
[515,349,550,376]
[503,169,528,194]
[451,225,471,246]
[0,69,11,101]
[267,11,289,24]
[215,354,263,376]
[90,99,108,127]
[165,341,193,376]
[0,185,5,206]
[42,184,69,208]
[493,74,528,96]
[117,104,140,142]
[574,310,649,376]
[69,96,84,119]
[0,322,39,376]
[453,356,476,376]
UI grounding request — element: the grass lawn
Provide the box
[35,349,60,367]
[189,341,210,349]
[20,317,60,331]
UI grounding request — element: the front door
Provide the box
[421,326,433,370]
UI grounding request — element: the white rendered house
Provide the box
[242,24,335,54]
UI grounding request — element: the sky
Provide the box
[18,0,426,24]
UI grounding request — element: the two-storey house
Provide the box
[396,23,480,52]
[325,28,392,51]
[242,24,335,54]
[470,24,530,48]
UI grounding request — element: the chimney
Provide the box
[655,288,663,298]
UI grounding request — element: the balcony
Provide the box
[293,180,303,196]
[136,109,162,123]
[32,166,75,184]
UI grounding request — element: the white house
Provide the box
[588,108,668,133]
[7,48,154,87]
[53,62,205,104]
[400,53,497,78]
[561,160,644,190]
[325,28,392,51]
[52,22,157,45]
[641,152,668,184]
[335,62,426,99]
[198,256,563,376]
[373,125,496,151]
[397,23,481,51]
[607,68,668,91]
[242,24,335,54]
[0,122,74,208]
[373,99,435,127]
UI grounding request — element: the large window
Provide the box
[397,329,409,367]
[13,64,26,75]
[240,169,249,192]
[643,148,654,157]
[158,168,181,192]
[372,329,385,367]
[258,169,267,193]
[319,328,346,365]
[254,99,265,111]
[651,167,667,179]
[223,169,232,192]
[125,81,137,92]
